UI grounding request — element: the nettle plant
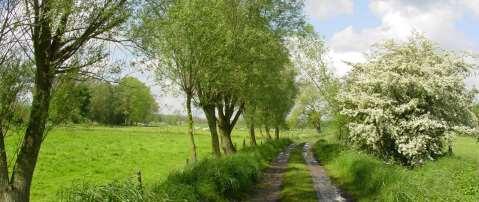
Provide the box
[340,36,478,166]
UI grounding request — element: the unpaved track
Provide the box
[246,144,296,202]
[303,143,352,202]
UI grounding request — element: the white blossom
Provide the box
[340,35,478,165]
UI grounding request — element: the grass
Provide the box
[280,143,317,202]
[59,139,292,202]
[5,125,257,202]
[313,125,479,202]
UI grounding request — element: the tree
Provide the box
[288,27,340,116]
[133,0,227,160]
[209,0,304,154]
[89,81,120,125]
[0,0,132,200]
[340,35,478,166]
[289,84,323,132]
[117,77,158,125]
[49,75,92,124]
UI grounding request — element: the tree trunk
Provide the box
[2,66,54,202]
[202,105,221,158]
[186,94,197,163]
[274,127,280,140]
[265,126,272,139]
[218,125,236,155]
[249,123,256,146]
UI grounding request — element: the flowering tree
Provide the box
[340,36,478,166]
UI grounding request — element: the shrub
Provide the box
[339,35,478,165]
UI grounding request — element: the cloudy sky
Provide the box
[305,0,479,76]
[148,0,479,114]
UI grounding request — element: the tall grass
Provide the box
[314,139,479,201]
[59,139,292,202]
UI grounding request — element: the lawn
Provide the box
[313,126,479,201]
[5,125,255,201]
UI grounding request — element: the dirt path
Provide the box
[303,143,351,202]
[246,144,296,202]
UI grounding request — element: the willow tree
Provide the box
[134,0,227,158]
[0,0,131,201]
[204,0,305,154]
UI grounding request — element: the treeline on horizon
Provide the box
[42,76,158,126]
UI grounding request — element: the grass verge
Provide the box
[313,137,479,201]
[280,143,317,202]
[59,138,292,201]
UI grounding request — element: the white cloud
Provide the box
[462,0,479,16]
[305,0,354,20]
[326,0,479,76]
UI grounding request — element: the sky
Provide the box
[144,0,479,115]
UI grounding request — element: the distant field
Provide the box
[5,125,263,201]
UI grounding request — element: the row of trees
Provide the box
[133,0,306,160]
[50,76,158,125]
[0,0,307,200]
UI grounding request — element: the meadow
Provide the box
[5,125,266,201]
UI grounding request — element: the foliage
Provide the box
[0,57,32,130]
[313,136,479,201]
[88,77,158,125]
[50,77,92,124]
[339,36,478,165]
[288,85,323,130]
[288,28,342,131]
[116,77,158,125]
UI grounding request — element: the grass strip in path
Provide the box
[303,143,351,202]
[280,143,318,202]
[247,144,295,202]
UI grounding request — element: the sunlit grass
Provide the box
[6,125,254,201]
[313,126,479,201]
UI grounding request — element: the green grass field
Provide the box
[5,125,259,201]
[313,125,479,201]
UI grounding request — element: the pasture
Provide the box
[6,125,254,201]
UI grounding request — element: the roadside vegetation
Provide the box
[313,123,479,201]
[59,139,291,202]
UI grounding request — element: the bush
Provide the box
[58,139,291,202]
[339,35,478,165]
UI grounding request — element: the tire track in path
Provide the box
[303,143,352,202]
[246,144,296,202]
